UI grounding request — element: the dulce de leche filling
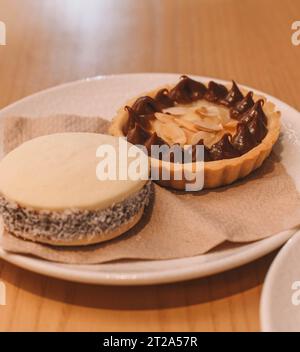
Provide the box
[123,76,268,162]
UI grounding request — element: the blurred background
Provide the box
[0,0,299,109]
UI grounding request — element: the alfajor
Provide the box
[0,133,151,246]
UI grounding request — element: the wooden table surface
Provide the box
[0,0,299,332]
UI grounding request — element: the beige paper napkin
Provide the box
[1,115,300,264]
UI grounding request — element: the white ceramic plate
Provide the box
[260,230,300,332]
[0,73,299,286]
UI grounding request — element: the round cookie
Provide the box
[0,133,151,246]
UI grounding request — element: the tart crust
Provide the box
[109,84,281,190]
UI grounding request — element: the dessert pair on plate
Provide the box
[0,76,281,247]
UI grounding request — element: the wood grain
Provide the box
[0,0,299,332]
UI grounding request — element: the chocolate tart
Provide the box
[109,76,281,189]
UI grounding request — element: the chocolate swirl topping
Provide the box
[240,100,267,125]
[144,132,165,154]
[247,113,267,143]
[155,88,174,109]
[169,75,207,103]
[210,134,240,160]
[220,80,244,107]
[232,123,258,154]
[205,81,228,102]
[125,76,269,163]
[230,91,255,119]
[127,123,152,145]
[131,96,161,115]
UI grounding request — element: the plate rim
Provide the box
[2,72,300,116]
[0,229,295,286]
[0,72,299,285]
[260,230,300,332]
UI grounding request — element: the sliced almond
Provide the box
[155,112,174,123]
[195,106,220,117]
[152,119,163,133]
[173,117,198,132]
[180,111,201,123]
[182,111,222,132]
[152,101,235,147]
[163,106,190,115]
[153,120,186,146]
[194,103,231,125]
[182,128,195,144]
[196,117,223,132]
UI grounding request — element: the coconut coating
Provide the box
[0,182,152,244]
